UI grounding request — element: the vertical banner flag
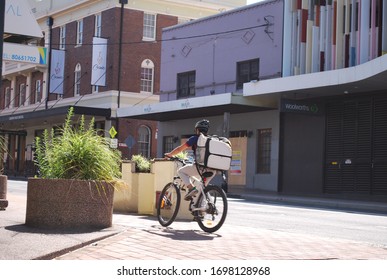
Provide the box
[49,49,65,94]
[91,37,107,86]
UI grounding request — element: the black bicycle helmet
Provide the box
[195,119,210,133]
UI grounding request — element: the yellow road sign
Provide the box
[109,126,117,138]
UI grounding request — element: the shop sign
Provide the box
[280,98,324,115]
[3,43,47,65]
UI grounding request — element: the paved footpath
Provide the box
[56,213,387,260]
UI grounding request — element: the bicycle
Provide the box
[156,156,228,233]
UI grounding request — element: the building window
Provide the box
[19,83,26,106]
[143,13,156,41]
[177,71,195,98]
[257,128,271,174]
[140,59,154,93]
[163,136,175,154]
[237,58,259,89]
[59,25,66,50]
[74,63,81,96]
[76,19,83,46]
[92,85,99,93]
[35,80,41,103]
[138,125,151,158]
[94,14,102,37]
[4,87,10,109]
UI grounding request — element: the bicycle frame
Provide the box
[157,156,228,233]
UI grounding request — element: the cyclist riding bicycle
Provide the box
[164,119,212,201]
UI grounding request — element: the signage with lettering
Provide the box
[91,37,107,86]
[280,98,324,115]
[3,43,47,64]
[5,0,43,38]
[50,49,65,94]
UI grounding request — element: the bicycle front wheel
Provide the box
[157,182,181,227]
[195,185,228,233]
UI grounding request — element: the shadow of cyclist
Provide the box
[143,225,221,241]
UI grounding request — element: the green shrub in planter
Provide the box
[34,107,122,181]
[27,107,123,229]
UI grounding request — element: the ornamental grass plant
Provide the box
[131,154,151,173]
[34,107,122,181]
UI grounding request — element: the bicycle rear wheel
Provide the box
[195,185,228,233]
[157,182,181,227]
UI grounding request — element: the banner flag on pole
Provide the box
[49,49,65,94]
[91,37,107,86]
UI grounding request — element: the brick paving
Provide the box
[55,214,387,260]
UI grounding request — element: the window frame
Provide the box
[76,19,83,46]
[92,85,99,93]
[177,71,196,99]
[59,25,66,50]
[143,13,156,41]
[257,128,272,174]
[140,59,154,93]
[74,63,81,96]
[4,87,11,109]
[163,136,175,154]
[138,125,151,158]
[236,58,259,89]
[94,14,102,37]
[19,83,26,107]
[35,80,42,103]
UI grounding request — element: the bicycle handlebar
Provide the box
[164,155,193,165]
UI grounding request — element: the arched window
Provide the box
[74,63,81,96]
[140,59,154,93]
[138,125,151,158]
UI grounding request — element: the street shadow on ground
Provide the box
[4,223,113,235]
[142,224,221,241]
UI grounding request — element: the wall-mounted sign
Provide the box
[3,43,47,64]
[5,0,43,38]
[280,98,324,115]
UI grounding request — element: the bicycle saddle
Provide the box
[202,171,214,178]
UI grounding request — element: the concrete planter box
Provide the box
[115,160,192,220]
[25,178,114,230]
[114,162,154,215]
[0,175,8,210]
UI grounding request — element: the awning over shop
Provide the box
[117,92,276,121]
[0,106,111,124]
[244,54,387,99]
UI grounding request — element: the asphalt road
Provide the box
[227,198,387,248]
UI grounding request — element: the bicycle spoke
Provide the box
[196,185,227,233]
[157,183,180,227]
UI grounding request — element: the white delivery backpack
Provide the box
[195,133,232,171]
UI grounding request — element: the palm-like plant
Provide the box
[34,107,121,181]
